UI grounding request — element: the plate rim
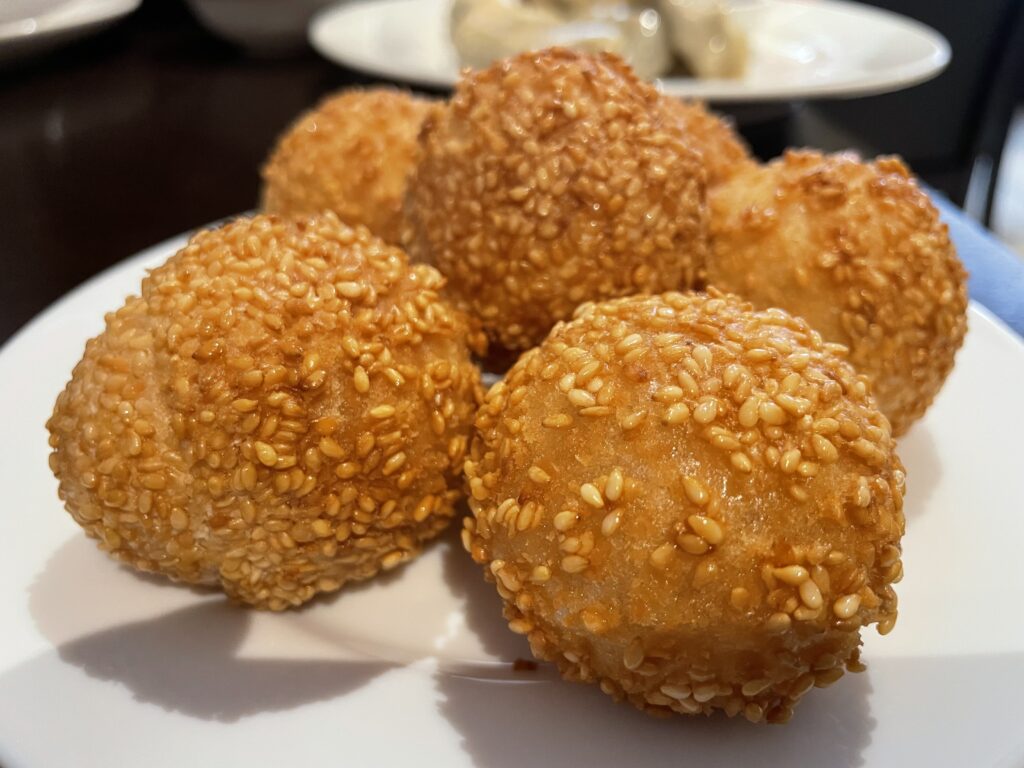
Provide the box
[0,0,142,44]
[307,0,951,103]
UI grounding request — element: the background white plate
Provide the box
[0,0,141,64]
[2,229,1023,767]
[309,0,950,102]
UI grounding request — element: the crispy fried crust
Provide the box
[262,89,435,244]
[404,48,709,355]
[661,98,755,187]
[707,150,969,435]
[48,213,484,610]
[464,291,905,723]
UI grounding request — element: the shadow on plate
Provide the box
[437,663,875,768]
[439,519,534,665]
[53,602,390,722]
[898,421,941,518]
[24,535,391,722]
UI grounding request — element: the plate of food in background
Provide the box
[309,0,950,101]
[0,0,141,64]
[2,47,1023,768]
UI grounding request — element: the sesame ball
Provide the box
[47,213,484,610]
[464,291,905,723]
[707,150,968,435]
[404,48,709,355]
[661,98,755,187]
[261,89,435,244]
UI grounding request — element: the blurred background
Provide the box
[1,0,1022,344]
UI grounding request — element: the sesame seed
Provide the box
[776,393,810,416]
[692,344,712,371]
[580,483,604,508]
[561,555,589,574]
[353,366,370,393]
[542,414,573,428]
[833,593,862,619]
[254,441,278,466]
[811,434,839,462]
[568,388,597,408]
[799,578,824,609]
[677,371,700,397]
[381,551,404,570]
[169,509,189,531]
[877,614,898,635]
[692,685,717,703]
[687,514,724,545]
[381,452,407,476]
[678,533,709,555]
[619,411,646,430]
[369,404,395,419]
[649,542,676,568]
[319,437,344,458]
[553,511,577,531]
[601,510,621,536]
[662,403,690,425]
[758,400,787,425]
[604,468,624,501]
[661,684,693,701]
[797,460,819,477]
[623,641,645,670]
[741,678,770,697]
[730,587,750,610]
[730,452,753,472]
[774,565,809,585]
[780,448,802,474]
[693,398,718,424]
[738,396,759,427]
[682,476,709,506]
[653,385,684,403]
[530,565,551,583]
[528,466,551,484]
[745,348,773,363]
[856,478,872,507]
[616,334,643,354]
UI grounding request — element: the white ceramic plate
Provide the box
[309,0,950,102]
[2,229,1023,768]
[0,0,141,64]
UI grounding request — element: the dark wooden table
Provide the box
[0,1,381,344]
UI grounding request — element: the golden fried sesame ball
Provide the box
[404,48,709,355]
[464,290,905,723]
[261,89,435,244]
[661,98,755,187]
[707,150,968,435]
[47,213,484,610]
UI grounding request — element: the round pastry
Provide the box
[261,89,435,244]
[661,98,755,187]
[48,213,484,610]
[463,290,905,723]
[706,150,968,435]
[404,48,708,355]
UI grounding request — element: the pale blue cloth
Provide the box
[932,195,1024,337]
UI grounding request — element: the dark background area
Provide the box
[1,0,1021,345]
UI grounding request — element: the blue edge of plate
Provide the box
[931,192,1024,338]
